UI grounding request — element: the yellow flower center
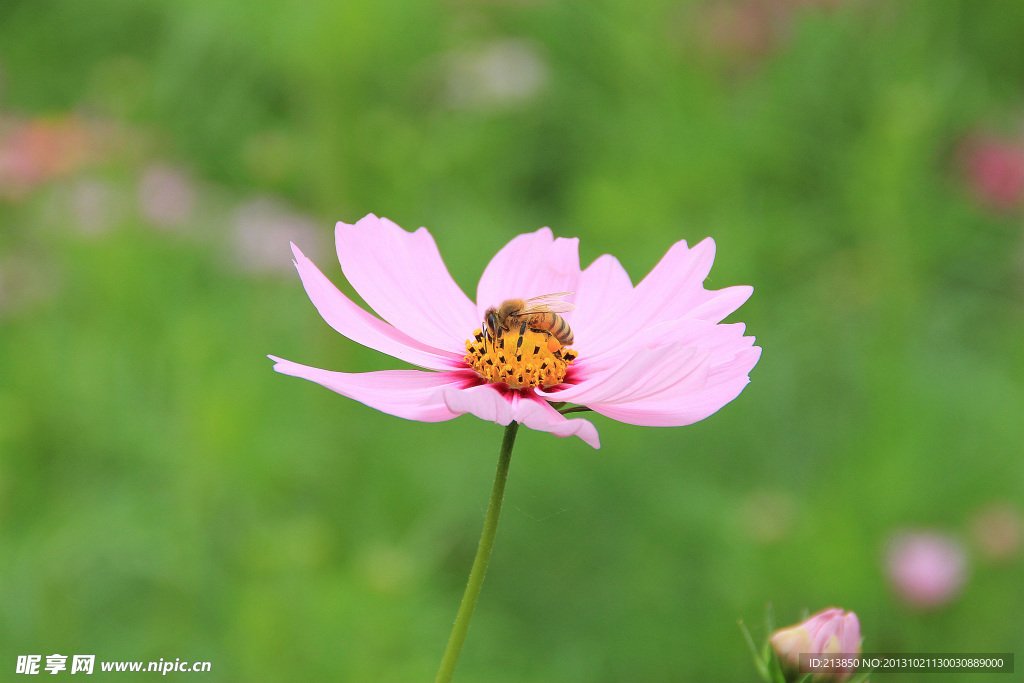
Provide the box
[464,327,578,389]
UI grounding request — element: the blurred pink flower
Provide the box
[970,503,1022,563]
[782,0,853,6]
[232,196,324,274]
[138,164,196,228]
[689,0,870,70]
[444,39,549,110]
[0,115,95,199]
[770,607,861,682]
[885,530,968,608]
[69,177,123,236]
[269,214,760,448]
[697,1,777,62]
[960,134,1024,212]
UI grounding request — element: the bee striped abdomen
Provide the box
[554,314,574,345]
[530,311,573,346]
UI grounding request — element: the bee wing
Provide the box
[520,292,575,315]
[520,302,575,314]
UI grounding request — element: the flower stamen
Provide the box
[465,327,577,389]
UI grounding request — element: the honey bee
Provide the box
[483,292,575,350]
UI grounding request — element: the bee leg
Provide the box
[516,321,528,351]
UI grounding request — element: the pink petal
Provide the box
[820,612,860,656]
[269,356,474,422]
[632,237,717,318]
[439,383,515,424]
[588,346,761,426]
[579,238,750,358]
[685,284,753,323]
[335,214,478,353]
[569,253,634,351]
[583,238,712,357]
[512,394,601,449]
[539,343,710,405]
[475,228,581,317]
[290,243,463,371]
[438,384,601,448]
[580,319,752,370]
[541,318,760,427]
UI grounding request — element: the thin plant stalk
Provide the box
[435,422,520,683]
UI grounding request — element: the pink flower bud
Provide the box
[770,608,861,681]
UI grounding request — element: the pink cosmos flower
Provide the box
[269,214,760,449]
[885,530,968,608]
[960,133,1024,212]
[770,607,861,682]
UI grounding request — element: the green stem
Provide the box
[557,405,593,415]
[435,421,520,683]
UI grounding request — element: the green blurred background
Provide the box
[2,0,1023,680]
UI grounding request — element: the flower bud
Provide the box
[769,607,861,681]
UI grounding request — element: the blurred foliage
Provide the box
[2,0,1023,680]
